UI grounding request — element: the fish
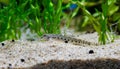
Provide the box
[41,34,100,46]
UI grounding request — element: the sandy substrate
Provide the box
[0,33,120,69]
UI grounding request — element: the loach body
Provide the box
[41,34,100,46]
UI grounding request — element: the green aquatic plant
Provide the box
[0,0,120,45]
[0,0,63,42]
[70,0,119,44]
[42,0,62,34]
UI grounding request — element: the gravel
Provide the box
[0,33,120,69]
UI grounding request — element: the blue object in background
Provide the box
[70,4,78,10]
[62,3,78,13]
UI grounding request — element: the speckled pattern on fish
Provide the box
[41,34,100,46]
